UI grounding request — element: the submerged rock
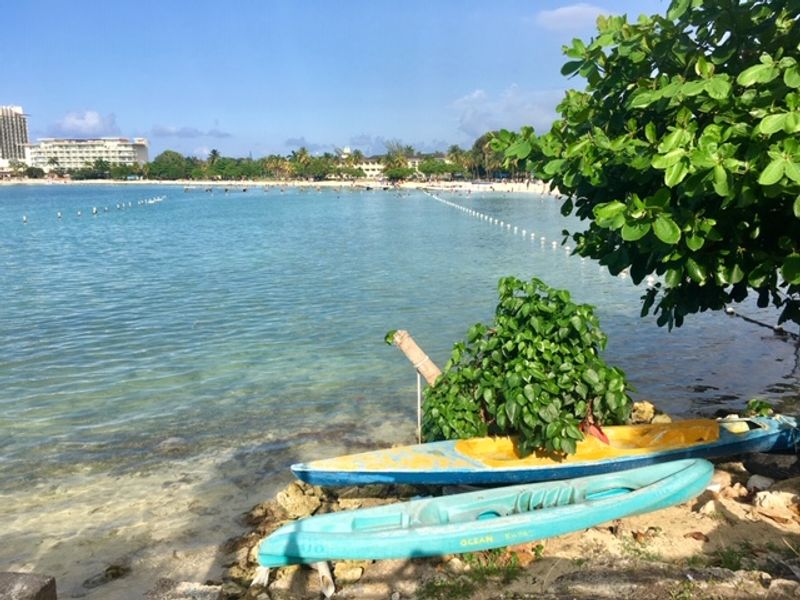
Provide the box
[82,563,131,589]
[145,578,222,600]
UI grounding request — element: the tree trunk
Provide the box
[389,330,441,385]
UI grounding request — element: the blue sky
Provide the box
[4,0,666,158]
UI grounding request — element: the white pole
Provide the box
[417,372,422,443]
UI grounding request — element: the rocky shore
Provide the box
[148,409,800,600]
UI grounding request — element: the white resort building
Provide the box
[25,137,149,171]
[356,159,385,179]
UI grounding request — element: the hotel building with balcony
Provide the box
[25,137,149,171]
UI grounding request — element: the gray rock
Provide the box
[747,474,776,492]
[0,573,56,600]
[743,453,800,480]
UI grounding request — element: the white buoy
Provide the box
[92,207,98,215]
[77,210,82,217]
[646,275,657,288]
[22,215,27,224]
[57,211,62,219]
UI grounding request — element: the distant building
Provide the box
[356,159,385,179]
[25,137,149,171]
[0,105,29,161]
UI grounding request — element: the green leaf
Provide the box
[785,113,800,133]
[561,60,583,76]
[758,113,788,135]
[681,80,707,96]
[785,65,800,89]
[705,75,730,99]
[782,254,800,284]
[505,401,520,426]
[621,221,651,241]
[658,128,690,153]
[629,91,655,108]
[685,234,705,251]
[544,159,566,175]
[644,122,657,143]
[712,164,729,196]
[593,200,626,224]
[664,267,682,288]
[758,159,785,185]
[686,257,708,284]
[653,214,681,244]
[582,368,600,386]
[667,0,690,20]
[794,196,800,218]
[748,262,773,288]
[737,63,779,87]
[718,263,745,285]
[664,161,689,187]
[785,161,800,184]
[695,56,714,79]
[507,139,532,160]
[651,149,686,169]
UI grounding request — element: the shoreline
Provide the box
[0,177,558,197]
[205,444,800,600]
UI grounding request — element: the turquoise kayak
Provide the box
[259,458,713,567]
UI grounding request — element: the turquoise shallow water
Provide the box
[1,184,798,490]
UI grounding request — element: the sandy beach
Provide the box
[0,177,557,197]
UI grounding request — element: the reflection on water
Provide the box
[0,184,797,596]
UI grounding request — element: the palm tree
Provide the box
[208,149,221,166]
[347,149,365,168]
[383,140,409,169]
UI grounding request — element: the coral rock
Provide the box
[276,482,322,519]
[630,401,655,424]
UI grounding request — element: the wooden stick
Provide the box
[390,330,441,385]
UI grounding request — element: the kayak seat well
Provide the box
[456,419,720,467]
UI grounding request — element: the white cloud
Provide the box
[49,110,120,137]
[535,3,609,32]
[451,85,563,139]
[284,136,334,154]
[152,125,232,139]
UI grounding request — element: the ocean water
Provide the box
[1,183,798,596]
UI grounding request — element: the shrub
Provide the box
[423,276,631,455]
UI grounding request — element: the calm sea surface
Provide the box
[1,183,798,596]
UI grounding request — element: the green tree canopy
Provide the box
[492,0,800,329]
[147,150,191,180]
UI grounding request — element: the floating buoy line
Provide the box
[21,195,166,224]
[422,190,655,286]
